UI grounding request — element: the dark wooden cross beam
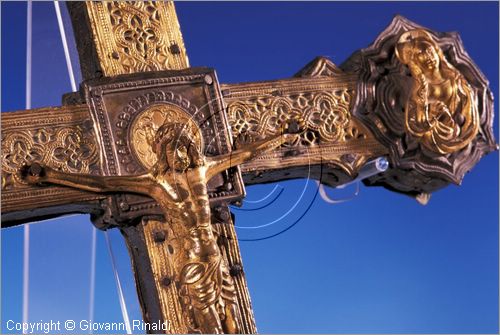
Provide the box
[1,2,496,333]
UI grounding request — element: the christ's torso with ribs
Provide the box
[148,167,237,331]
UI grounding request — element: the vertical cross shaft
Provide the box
[66,2,258,332]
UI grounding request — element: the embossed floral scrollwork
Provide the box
[266,98,294,134]
[307,92,350,142]
[227,90,358,150]
[107,1,171,73]
[2,133,46,170]
[1,125,99,190]
[226,102,260,136]
[85,1,188,76]
[48,128,98,173]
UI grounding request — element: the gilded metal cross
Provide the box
[1,2,496,334]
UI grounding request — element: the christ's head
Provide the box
[152,122,204,173]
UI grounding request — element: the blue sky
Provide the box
[1,2,498,333]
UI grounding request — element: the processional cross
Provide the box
[2,2,496,334]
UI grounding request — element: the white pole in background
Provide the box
[22,1,33,333]
[53,0,76,92]
[104,232,132,334]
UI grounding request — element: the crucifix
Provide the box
[2,2,496,333]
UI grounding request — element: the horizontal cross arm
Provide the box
[1,105,105,227]
[222,64,388,187]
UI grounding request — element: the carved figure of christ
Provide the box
[21,121,297,334]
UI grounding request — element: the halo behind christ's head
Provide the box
[131,103,203,169]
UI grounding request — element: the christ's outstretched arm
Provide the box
[206,133,298,180]
[20,163,155,195]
